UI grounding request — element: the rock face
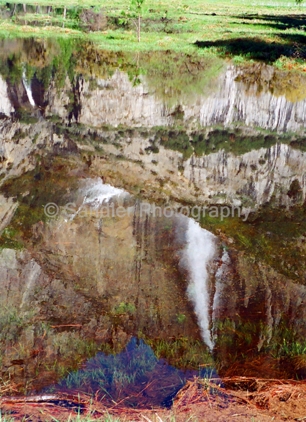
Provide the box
[184,143,306,208]
[0,76,14,116]
[1,49,306,133]
[43,71,175,128]
[0,190,305,387]
[44,66,306,132]
[33,200,198,340]
[0,195,18,232]
[211,251,306,377]
[198,65,306,133]
[0,119,44,181]
[89,130,306,210]
[0,40,305,210]
[0,191,207,392]
[0,117,305,211]
[0,117,78,182]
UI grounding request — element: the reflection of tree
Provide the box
[142,52,223,107]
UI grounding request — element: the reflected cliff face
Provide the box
[0,38,306,214]
[0,172,214,398]
[1,38,306,132]
[0,170,306,401]
[1,37,306,405]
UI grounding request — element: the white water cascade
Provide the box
[80,178,128,208]
[22,68,35,107]
[183,218,217,351]
[67,179,218,352]
[67,178,128,221]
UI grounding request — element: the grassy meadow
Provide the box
[0,0,306,69]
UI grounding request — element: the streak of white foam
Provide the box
[22,69,35,107]
[184,218,217,350]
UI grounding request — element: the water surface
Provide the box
[0,37,306,407]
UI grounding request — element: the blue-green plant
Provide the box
[57,338,158,398]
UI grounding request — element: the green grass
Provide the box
[0,0,305,69]
[139,335,213,370]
